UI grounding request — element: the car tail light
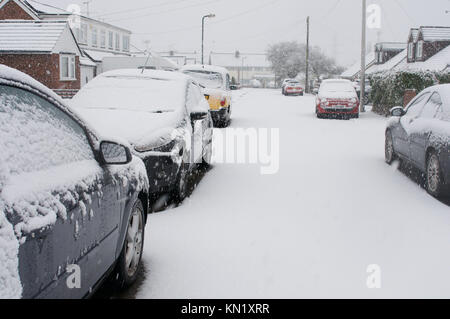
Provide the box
[220,98,226,106]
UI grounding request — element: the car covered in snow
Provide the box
[282,80,304,96]
[316,79,360,119]
[181,64,232,128]
[71,69,213,201]
[385,84,450,198]
[0,65,150,299]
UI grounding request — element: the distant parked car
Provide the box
[283,80,304,96]
[181,65,232,128]
[385,84,450,198]
[316,79,360,119]
[71,69,213,201]
[0,65,149,299]
[353,79,371,104]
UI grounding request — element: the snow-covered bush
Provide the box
[370,70,450,116]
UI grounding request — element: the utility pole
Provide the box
[360,0,367,113]
[305,16,310,94]
[201,14,215,65]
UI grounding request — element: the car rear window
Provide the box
[320,82,354,93]
[183,70,224,89]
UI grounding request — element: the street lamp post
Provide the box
[202,14,215,65]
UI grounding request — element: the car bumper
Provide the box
[286,89,303,95]
[317,105,359,115]
[211,108,228,122]
[142,154,182,193]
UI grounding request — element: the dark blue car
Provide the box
[0,65,149,299]
[385,84,450,198]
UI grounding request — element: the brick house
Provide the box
[0,20,82,98]
[407,26,450,64]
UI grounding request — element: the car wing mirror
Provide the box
[390,106,405,117]
[204,94,210,100]
[100,141,132,165]
[191,111,208,121]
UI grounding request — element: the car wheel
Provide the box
[426,151,444,198]
[173,162,189,202]
[113,199,145,289]
[385,131,396,165]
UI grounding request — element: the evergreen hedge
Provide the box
[370,70,450,116]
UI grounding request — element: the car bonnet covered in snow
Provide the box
[0,65,149,299]
[71,69,190,150]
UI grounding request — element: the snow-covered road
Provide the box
[136,89,450,299]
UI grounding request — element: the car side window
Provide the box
[0,85,95,180]
[421,92,442,119]
[406,92,431,118]
[226,74,231,90]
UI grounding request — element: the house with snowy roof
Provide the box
[340,51,376,80]
[209,52,274,87]
[0,0,133,94]
[398,26,450,73]
[0,20,83,98]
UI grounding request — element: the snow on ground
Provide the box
[136,89,450,299]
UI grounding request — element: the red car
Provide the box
[316,79,359,119]
[283,80,304,96]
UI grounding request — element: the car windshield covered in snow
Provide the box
[71,73,186,114]
[320,81,355,93]
[182,70,224,89]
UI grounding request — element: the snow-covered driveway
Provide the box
[136,89,450,299]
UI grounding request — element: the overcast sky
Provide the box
[32,0,450,66]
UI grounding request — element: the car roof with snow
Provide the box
[0,64,62,103]
[421,83,450,103]
[181,64,230,78]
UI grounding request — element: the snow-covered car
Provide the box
[316,79,360,119]
[283,80,304,96]
[353,79,372,104]
[71,69,213,201]
[0,65,149,299]
[181,64,232,128]
[385,84,450,198]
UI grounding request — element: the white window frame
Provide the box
[91,27,98,47]
[100,30,106,48]
[122,35,130,52]
[79,23,88,44]
[60,55,76,81]
[408,42,414,59]
[114,33,120,51]
[108,31,114,50]
[416,40,424,59]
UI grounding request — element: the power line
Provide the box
[107,0,224,23]
[93,0,195,19]
[132,0,284,36]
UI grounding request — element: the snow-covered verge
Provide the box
[136,89,450,299]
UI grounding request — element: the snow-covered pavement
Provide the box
[136,89,450,299]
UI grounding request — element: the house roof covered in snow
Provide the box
[375,42,407,51]
[394,44,450,72]
[341,51,376,79]
[419,26,450,42]
[0,20,79,53]
[209,52,271,68]
[367,49,407,75]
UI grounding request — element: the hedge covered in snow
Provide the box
[370,70,450,116]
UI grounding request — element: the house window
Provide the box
[115,33,120,51]
[122,35,130,52]
[416,40,424,59]
[91,28,98,47]
[100,30,106,48]
[408,42,414,60]
[60,55,76,81]
[79,23,88,44]
[108,31,114,50]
